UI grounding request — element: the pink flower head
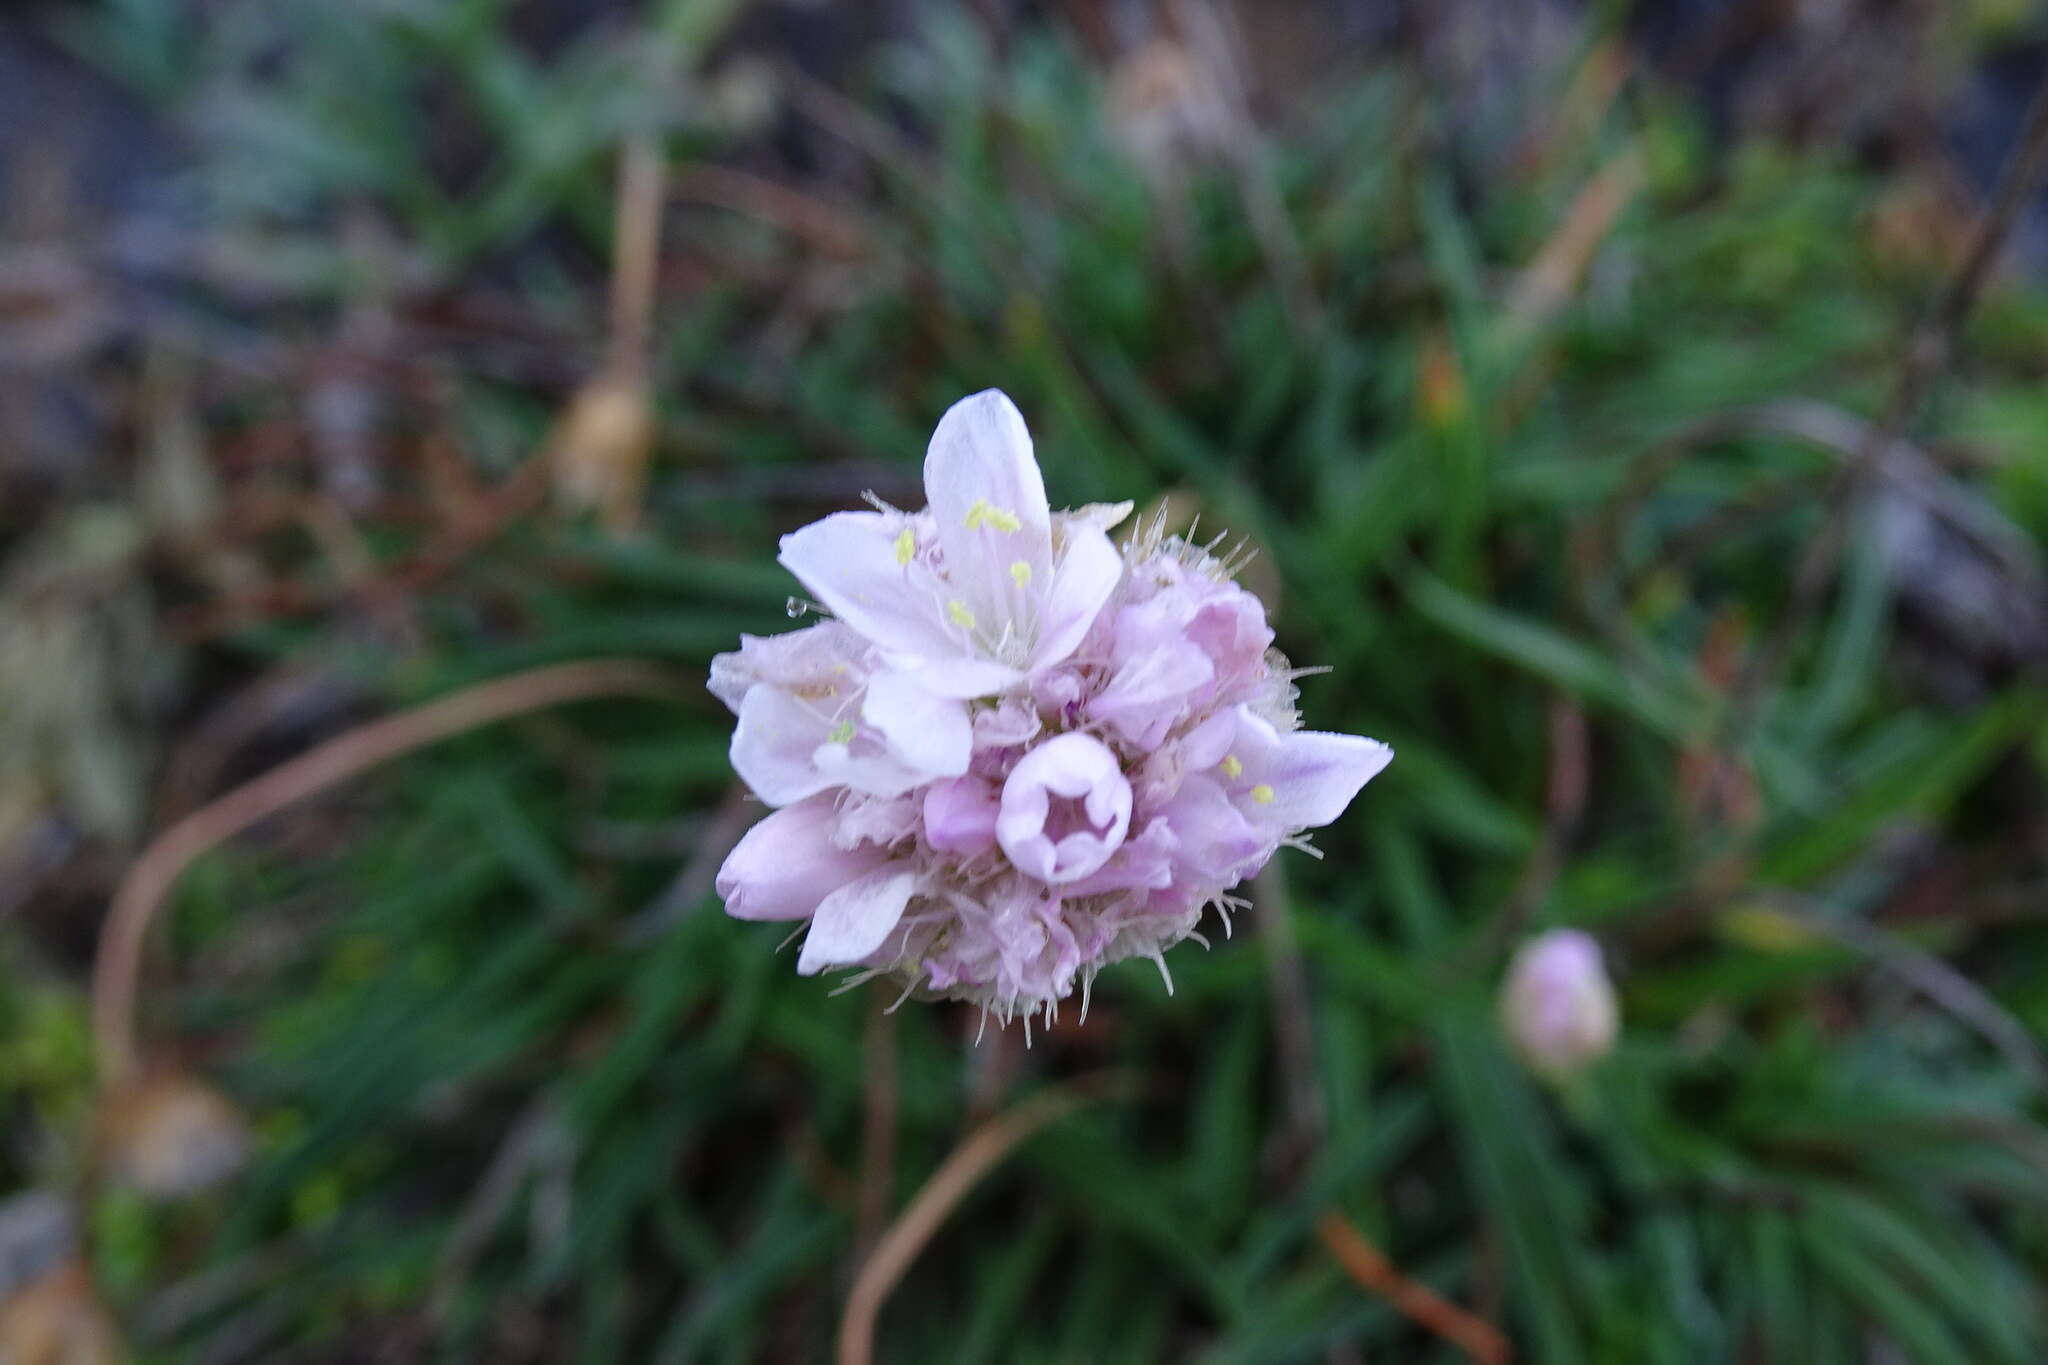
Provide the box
[1499,930,1618,1078]
[713,390,1393,1030]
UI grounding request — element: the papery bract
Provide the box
[714,389,1393,1029]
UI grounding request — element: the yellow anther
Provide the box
[1009,560,1033,587]
[946,600,978,630]
[1219,755,1243,779]
[828,721,855,744]
[893,527,916,565]
[1250,784,1276,805]
[964,498,1022,533]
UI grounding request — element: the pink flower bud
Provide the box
[996,733,1132,883]
[1500,930,1617,1078]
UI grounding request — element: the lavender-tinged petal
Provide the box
[1262,730,1395,829]
[923,777,1001,856]
[778,511,959,661]
[797,866,921,975]
[1088,638,1215,750]
[1176,710,1240,773]
[1061,819,1178,896]
[972,697,1042,747]
[1159,776,1270,884]
[717,798,891,921]
[708,621,870,716]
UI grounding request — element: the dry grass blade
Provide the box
[91,659,691,1085]
[837,1084,1106,1365]
[1505,142,1645,332]
[1317,1212,1512,1364]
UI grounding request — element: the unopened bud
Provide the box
[1500,930,1617,1079]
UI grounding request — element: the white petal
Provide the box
[778,511,957,661]
[925,391,1056,633]
[1069,500,1135,533]
[905,656,1025,699]
[924,390,1052,560]
[731,687,834,806]
[810,744,927,799]
[1030,525,1123,670]
[797,866,920,975]
[862,669,971,778]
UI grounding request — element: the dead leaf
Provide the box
[97,1074,250,1200]
[0,1263,123,1365]
[548,374,655,536]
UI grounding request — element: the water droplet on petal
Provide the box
[786,596,809,619]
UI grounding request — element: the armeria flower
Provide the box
[713,389,1392,1032]
[1499,930,1619,1079]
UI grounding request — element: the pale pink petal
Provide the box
[797,866,921,974]
[730,687,834,806]
[717,798,892,921]
[862,669,971,777]
[778,511,957,661]
[1029,524,1122,670]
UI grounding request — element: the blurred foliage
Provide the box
[3,1,2048,1362]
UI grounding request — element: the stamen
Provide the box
[827,721,855,744]
[893,527,916,565]
[1250,783,1276,805]
[946,600,978,630]
[885,974,921,1013]
[1009,559,1033,587]
[1219,755,1243,779]
[964,498,1022,533]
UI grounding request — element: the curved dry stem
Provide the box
[837,1082,1108,1365]
[1318,1212,1512,1364]
[92,659,690,1085]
